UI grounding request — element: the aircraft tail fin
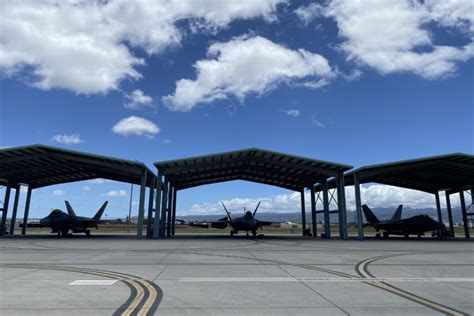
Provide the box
[390,204,403,221]
[65,201,77,217]
[253,201,261,216]
[93,201,108,221]
[220,202,232,220]
[362,205,380,224]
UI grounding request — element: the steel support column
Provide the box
[146,178,156,238]
[153,170,163,239]
[459,190,470,239]
[0,185,11,236]
[171,189,177,236]
[22,187,32,235]
[167,186,173,237]
[354,172,364,240]
[9,186,21,235]
[322,181,330,239]
[310,186,317,238]
[336,172,347,240]
[435,191,443,224]
[160,177,169,238]
[136,170,147,239]
[300,189,306,236]
[445,192,455,237]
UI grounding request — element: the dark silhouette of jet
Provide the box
[189,201,272,237]
[28,201,108,236]
[362,204,448,238]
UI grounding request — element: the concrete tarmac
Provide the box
[0,234,473,315]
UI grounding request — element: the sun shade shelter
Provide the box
[153,148,353,239]
[315,153,474,240]
[0,144,156,238]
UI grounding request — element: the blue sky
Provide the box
[0,0,473,218]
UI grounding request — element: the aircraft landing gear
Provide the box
[252,231,257,237]
[85,229,91,236]
[404,234,409,239]
[382,232,389,239]
[246,232,249,237]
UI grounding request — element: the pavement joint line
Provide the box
[176,277,474,282]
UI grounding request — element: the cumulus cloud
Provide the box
[52,189,65,196]
[124,89,154,110]
[0,0,284,94]
[112,116,160,137]
[105,190,127,197]
[163,35,333,111]
[316,0,474,79]
[294,2,322,25]
[179,184,463,216]
[285,109,302,117]
[87,179,112,184]
[50,134,84,145]
[82,185,91,192]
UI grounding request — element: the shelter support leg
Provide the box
[435,192,443,224]
[459,191,470,239]
[323,181,330,239]
[9,186,21,235]
[167,186,173,237]
[146,179,155,238]
[136,170,147,239]
[445,192,454,237]
[22,187,32,235]
[310,186,317,238]
[160,178,169,238]
[153,171,163,239]
[336,172,348,240]
[354,172,364,240]
[0,185,11,236]
[171,189,177,236]
[300,190,306,236]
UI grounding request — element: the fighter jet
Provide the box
[29,201,108,236]
[189,201,272,237]
[362,204,448,238]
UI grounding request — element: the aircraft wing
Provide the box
[256,220,273,227]
[188,216,229,229]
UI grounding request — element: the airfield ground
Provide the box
[0,234,473,315]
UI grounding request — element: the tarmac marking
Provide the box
[0,264,162,316]
[355,254,468,316]
[178,277,474,283]
[69,279,117,285]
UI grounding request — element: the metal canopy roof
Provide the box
[317,153,474,194]
[0,144,155,189]
[154,148,352,191]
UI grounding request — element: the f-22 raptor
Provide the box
[29,201,108,236]
[362,204,448,239]
[190,201,272,237]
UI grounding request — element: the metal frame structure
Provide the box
[0,145,155,238]
[317,153,474,240]
[153,148,352,239]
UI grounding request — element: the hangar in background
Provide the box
[153,148,353,239]
[0,144,156,238]
[315,153,474,240]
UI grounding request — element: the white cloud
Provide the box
[0,0,284,94]
[294,2,322,25]
[82,185,91,192]
[163,35,333,111]
[285,109,302,117]
[112,116,160,137]
[50,134,84,145]
[311,115,326,128]
[106,190,127,197]
[52,189,65,196]
[179,184,463,216]
[124,89,153,110]
[318,0,474,79]
[87,179,112,184]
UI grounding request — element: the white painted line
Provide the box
[69,280,117,285]
[178,277,474,283]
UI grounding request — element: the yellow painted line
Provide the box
[357,257,464,316]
